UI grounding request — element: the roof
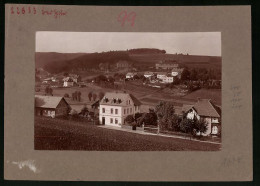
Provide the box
[35,95,70,109]
[100,92,141,106]
[126,72,136,76]
[144,72,154,75]
[157,72,168,75]
[63,77,74,82]
[172,68,184,72]
[183,99,221,118]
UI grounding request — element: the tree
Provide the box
[99,92,105,100]
[155,101,178,132]
[173,76,180,85]
[190,69,198,81]
[179,118,193,134]
[77,91,81,101]
[64,93,69,98]
[93,93,97,101]
[63,72,69,76]
[137,112,157,126]
[49,87,53,96]
[125,115,135,124]
[81,105,89,116]
[88,92,93,101]
[181,68,190,81]
[45,86,50,95]
[193,118,208,136]
[74,91,78,101]
[133,75,139,80]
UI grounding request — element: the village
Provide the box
[35,58,221,150]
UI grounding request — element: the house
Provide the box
[162,75,174,83]
[144,72,154,78]
[171,68,184,78]
[126,72,137,79]
[63,77,74,87]
[42,78,52,84]
[155,60,179,70]
[69,74,81,83]
[182,98,221,136]
[99,92,142,126]
[157,72,168,80]
[116,60,132,69]
[35,95,71,118]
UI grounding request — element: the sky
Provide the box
[36,32,221,56]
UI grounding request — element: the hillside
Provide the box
[35,49,222,74]
[35,52,86,68]
[40,51,135,74]
[130,53,221,69]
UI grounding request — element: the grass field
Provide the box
[35,117,221,151]
[182,88,221,106]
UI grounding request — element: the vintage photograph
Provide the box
[35,32,222,151]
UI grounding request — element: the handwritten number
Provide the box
[128,12,136,27]
[11,7,14,14]
[33,7,36,14]
[22,7,25,14]
[16,7,20,14]
[118,11,136,27]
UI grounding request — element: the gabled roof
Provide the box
[100,92,141,106]
[35,95,70,109]
[126,72,136,76]
[63,77,74,82]
[144,72,154,75]
[157,72,168,75]
[183,99,221,118]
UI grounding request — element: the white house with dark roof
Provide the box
[182,98,221,136]
[144,72,154,78]
[162,75,174,83]
[126,72,137,79]
[35,95,71,118]
[63,77,74,87]
[156,72,168,80]
[99,92,142,127]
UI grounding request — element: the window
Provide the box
[111,108,113,114]
[130,108,132,113]
[102,108,105,113]
[127,108,129,114]
[124,109,126,115]
[115,118,118,124]
[115,109,118,114]
[110,118,113,124]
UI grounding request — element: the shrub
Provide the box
[125,115,135,125]
[64,93,69,98]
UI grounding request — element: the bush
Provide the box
[64,93,69,98]
[125,115,135,124]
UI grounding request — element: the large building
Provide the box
[162,75,174,83]
[182,98,221,136]
[63,77,74,87]
[155,60,179,70]
[157,72,168,80]
[99,92,142,127]
[116,60,133,69]
[35,95,71,118]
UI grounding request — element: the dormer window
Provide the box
[103,97,109,103]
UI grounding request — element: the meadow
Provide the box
[35,117,221,151]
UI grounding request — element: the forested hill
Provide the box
[39,51,133,74]
[36,49,221,74]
